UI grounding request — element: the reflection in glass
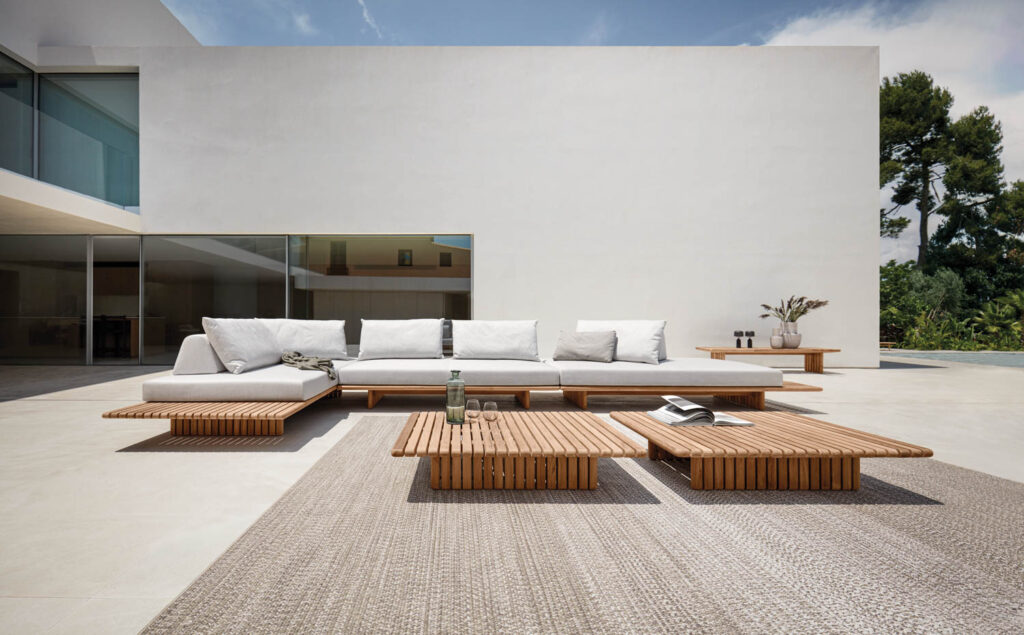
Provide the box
[93,236,140,364]
[0,236,87,363]
[289,235,472,350]
[39,74,139,207]
[0,52,34,177]
[143,236,286,364]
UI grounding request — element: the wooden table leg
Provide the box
[804,352,824,373]
[710,352,727,361]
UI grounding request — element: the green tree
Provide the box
[880,72,1008,267]
[880,71,951,264]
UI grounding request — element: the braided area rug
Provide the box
[144,416,1024,634]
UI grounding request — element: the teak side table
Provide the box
[392,411,646,490]
[696,346,841,373]
[611,410,932,491]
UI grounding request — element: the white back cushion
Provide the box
[172,334,227,375]
[258,319,348,359]
[577,320,667,364]
[358,319,443,360]
[202,317,281,374]
[452,320,540,361]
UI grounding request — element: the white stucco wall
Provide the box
[139,46,879,366]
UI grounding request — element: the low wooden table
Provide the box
[611,410,932,491]
[696,346,841,373]
[392,411,646,490]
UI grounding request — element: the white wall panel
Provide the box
[139,46,879,365]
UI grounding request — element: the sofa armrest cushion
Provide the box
[552,330,616,363]
[172,334,227,375]
[202,317,281,374]
[452,320,540,361]
[358,319,443,360]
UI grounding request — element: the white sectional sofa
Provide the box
[104,317,819,437]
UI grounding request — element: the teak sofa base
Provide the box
[101,386,337,436]
[340,385,558,410]
[561,381,822,410]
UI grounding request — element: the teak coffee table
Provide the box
[392,411,646,490]
[696,346,840,373]
[611,410,932,491]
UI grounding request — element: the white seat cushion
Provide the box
[552,358,783,387]
[142,364,337,402]
[202,317,281,374]
[358,319,443,360]
[338,359,453,386]
[577,320,668,361]
[451,359,559,386]
[452,320,540,361]
[259,318,348,359]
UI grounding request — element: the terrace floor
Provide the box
[0,356,1021,633]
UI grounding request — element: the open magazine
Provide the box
[647,395,754,427]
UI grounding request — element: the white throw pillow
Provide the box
[452,320,540,361]
[259,319,347,359]
[577,320,666,364]
[202,317,282,374]
[172,334,227,375]
[358,319,443,360]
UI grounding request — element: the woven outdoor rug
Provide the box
[145,416,1024,634]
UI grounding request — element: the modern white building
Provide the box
[0,0,879,367]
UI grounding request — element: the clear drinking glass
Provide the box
[466,399,481,420]
[483,401,498,421]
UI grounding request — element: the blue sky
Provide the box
[161,0,912,47]
[161,0,1024,264]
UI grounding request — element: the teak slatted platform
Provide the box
[392,411,646,490]
[101,386,336,436]
[611,410,932,491]
[696,347,841,374]
[561,381,821,411]
[342,385,556,409]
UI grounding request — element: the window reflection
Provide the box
[289,235,472,348]
[142,236,286,364]
[93,236,140,364]
[0,52,34,177]
[0,236,87,363]
[39,74,139,208]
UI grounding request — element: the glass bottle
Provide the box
[446,369,465,424]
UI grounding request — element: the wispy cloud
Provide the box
[356,0,383,39]
[763,0,1024,263]
[292,11,317,36]
[162,0,224,44]
[580,11,612,45]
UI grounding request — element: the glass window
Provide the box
[0,236,87,363]
[289,235,472,347]
[93,236,140,364]
[38,74,139,208]
[0,52,34,177]
[142,236,286,364]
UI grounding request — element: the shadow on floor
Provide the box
[632,457,943,506]
[879,360,947,370]
[405,457,660,504]
[0,365,169,401]
[116,400,349,453]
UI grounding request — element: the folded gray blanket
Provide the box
[281,351,337,381]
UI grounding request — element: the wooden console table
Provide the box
[696,346,841,373]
